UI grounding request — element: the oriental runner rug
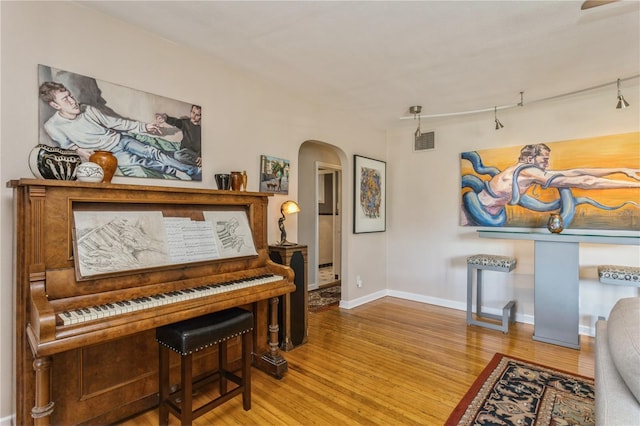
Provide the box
[308,284,341,312]
[446,353,595,426]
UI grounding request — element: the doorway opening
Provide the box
[316,162,341,289]
[298,140,345,295]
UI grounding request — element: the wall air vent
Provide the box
[414,130,435,151]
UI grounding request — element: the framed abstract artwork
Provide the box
[353,155,386,233]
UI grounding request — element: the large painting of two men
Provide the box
[38,64,202,181]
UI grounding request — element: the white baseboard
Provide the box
[0,414,14,426]
[339,289,596,337]
[339,289,386,309]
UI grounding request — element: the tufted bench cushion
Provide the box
[467,254,517,272]
[598,265,640,287]
[156,307,254,355]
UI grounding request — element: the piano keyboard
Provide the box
[58,274,283,326]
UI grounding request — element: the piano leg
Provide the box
[31,356,54,425]
[253,297,288,379]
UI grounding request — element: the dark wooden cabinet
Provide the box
[268,244,308,350]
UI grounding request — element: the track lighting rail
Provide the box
[400,74,638,120]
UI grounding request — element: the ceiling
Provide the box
[76,1,640,129]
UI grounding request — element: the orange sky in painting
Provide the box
[460,132,640,230]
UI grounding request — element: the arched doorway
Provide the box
[297,141,345,291]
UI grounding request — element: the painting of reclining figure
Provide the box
[460,132,640,231]
[38,64,202,181]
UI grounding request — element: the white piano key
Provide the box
[57,274,284,325]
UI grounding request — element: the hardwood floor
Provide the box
[120,297,594,425]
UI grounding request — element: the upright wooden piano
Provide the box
[10,179,295,426]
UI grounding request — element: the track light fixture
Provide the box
[410,105,422,138]
[410,105,435,147]
[616,78,630,109]
[494,106,504,130]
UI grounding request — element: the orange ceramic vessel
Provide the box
[89,150,118,183]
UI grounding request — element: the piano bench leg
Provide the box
[180,353,194,426]
[156,308,254,424]
[158,340,252,423]
[219,340,228,396]
[242,331,252,411]
[158,346,170,426]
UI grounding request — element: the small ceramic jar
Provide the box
[76,162,104,183]
[89,150,118,183]
[547,213,564,233]
[230,171,242,191]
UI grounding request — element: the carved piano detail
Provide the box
[10,179,295,426]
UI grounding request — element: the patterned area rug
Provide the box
[308,284,341,312]
[446,353,595,426]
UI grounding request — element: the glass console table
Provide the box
[478,230,640,349]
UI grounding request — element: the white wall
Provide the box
[1,1,638,424]
[0,2,386,422]
[386,82,640,333]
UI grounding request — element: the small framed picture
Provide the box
[259,155,290,194]
[353,155,386,233]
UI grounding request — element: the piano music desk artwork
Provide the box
[10,179,295,426]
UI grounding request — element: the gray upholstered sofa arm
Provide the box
[595,297,640,425]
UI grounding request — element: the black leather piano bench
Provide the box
[156,307,254,426]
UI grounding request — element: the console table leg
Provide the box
[533,240,580,349]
